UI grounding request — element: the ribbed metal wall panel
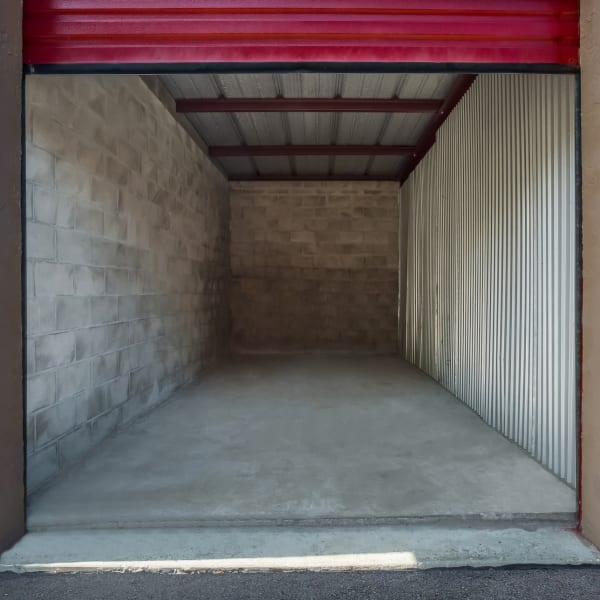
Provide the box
[23,1,579,67]
[402,73,577,486]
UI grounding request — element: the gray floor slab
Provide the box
[27,355,576,530]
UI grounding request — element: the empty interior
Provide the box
[23,72,577,528]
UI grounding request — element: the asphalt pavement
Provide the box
[2,567,600,599]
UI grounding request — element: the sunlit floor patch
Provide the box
[2,552,419,573]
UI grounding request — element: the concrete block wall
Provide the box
[25,75,230,493]
[230,181,399,352]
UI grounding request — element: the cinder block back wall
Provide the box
[25,75,231,493]
[230,181,400,352]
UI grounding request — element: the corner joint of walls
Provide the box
[140,75,229,181]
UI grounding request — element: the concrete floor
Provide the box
[27,355,576,530]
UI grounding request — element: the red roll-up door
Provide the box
[23,0,579,67]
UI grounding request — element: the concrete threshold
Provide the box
[25,512,578,533]
[1,524,599,573]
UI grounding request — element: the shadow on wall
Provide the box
[24,74,231,495]
[229,181,400,354]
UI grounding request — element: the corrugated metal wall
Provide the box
[402,73,577,486]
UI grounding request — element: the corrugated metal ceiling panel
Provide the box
[186,113,240,146]
[159,72,458,179]
[216,74,279,98]
[295,156,330,177]
[332,156,372,176]
[170,73,457,102]
[215,157,256,177]
[287,112,336,146]
[399,73,457,99]
[281,73,342,99]
[379,113,433,146]
[234,112,289,145]
[369,155,406,177]
[162,73,474,177]
[162,74,219,98]
[336,113,388,145]
[254,156,293,176]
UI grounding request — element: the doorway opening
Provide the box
[22,71,578,531]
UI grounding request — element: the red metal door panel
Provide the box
[23,0,579,66]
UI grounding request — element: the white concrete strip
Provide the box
[1,525,599,573]
[0,553,419,574]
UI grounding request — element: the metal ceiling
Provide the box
[159,72,467,180]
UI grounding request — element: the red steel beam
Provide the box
[230,175,398,182]
[177,98,442,113]
[399,74,477,184]
[210,144,416,157]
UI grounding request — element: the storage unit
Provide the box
[1,0,593,561]
[22,69,578,530]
